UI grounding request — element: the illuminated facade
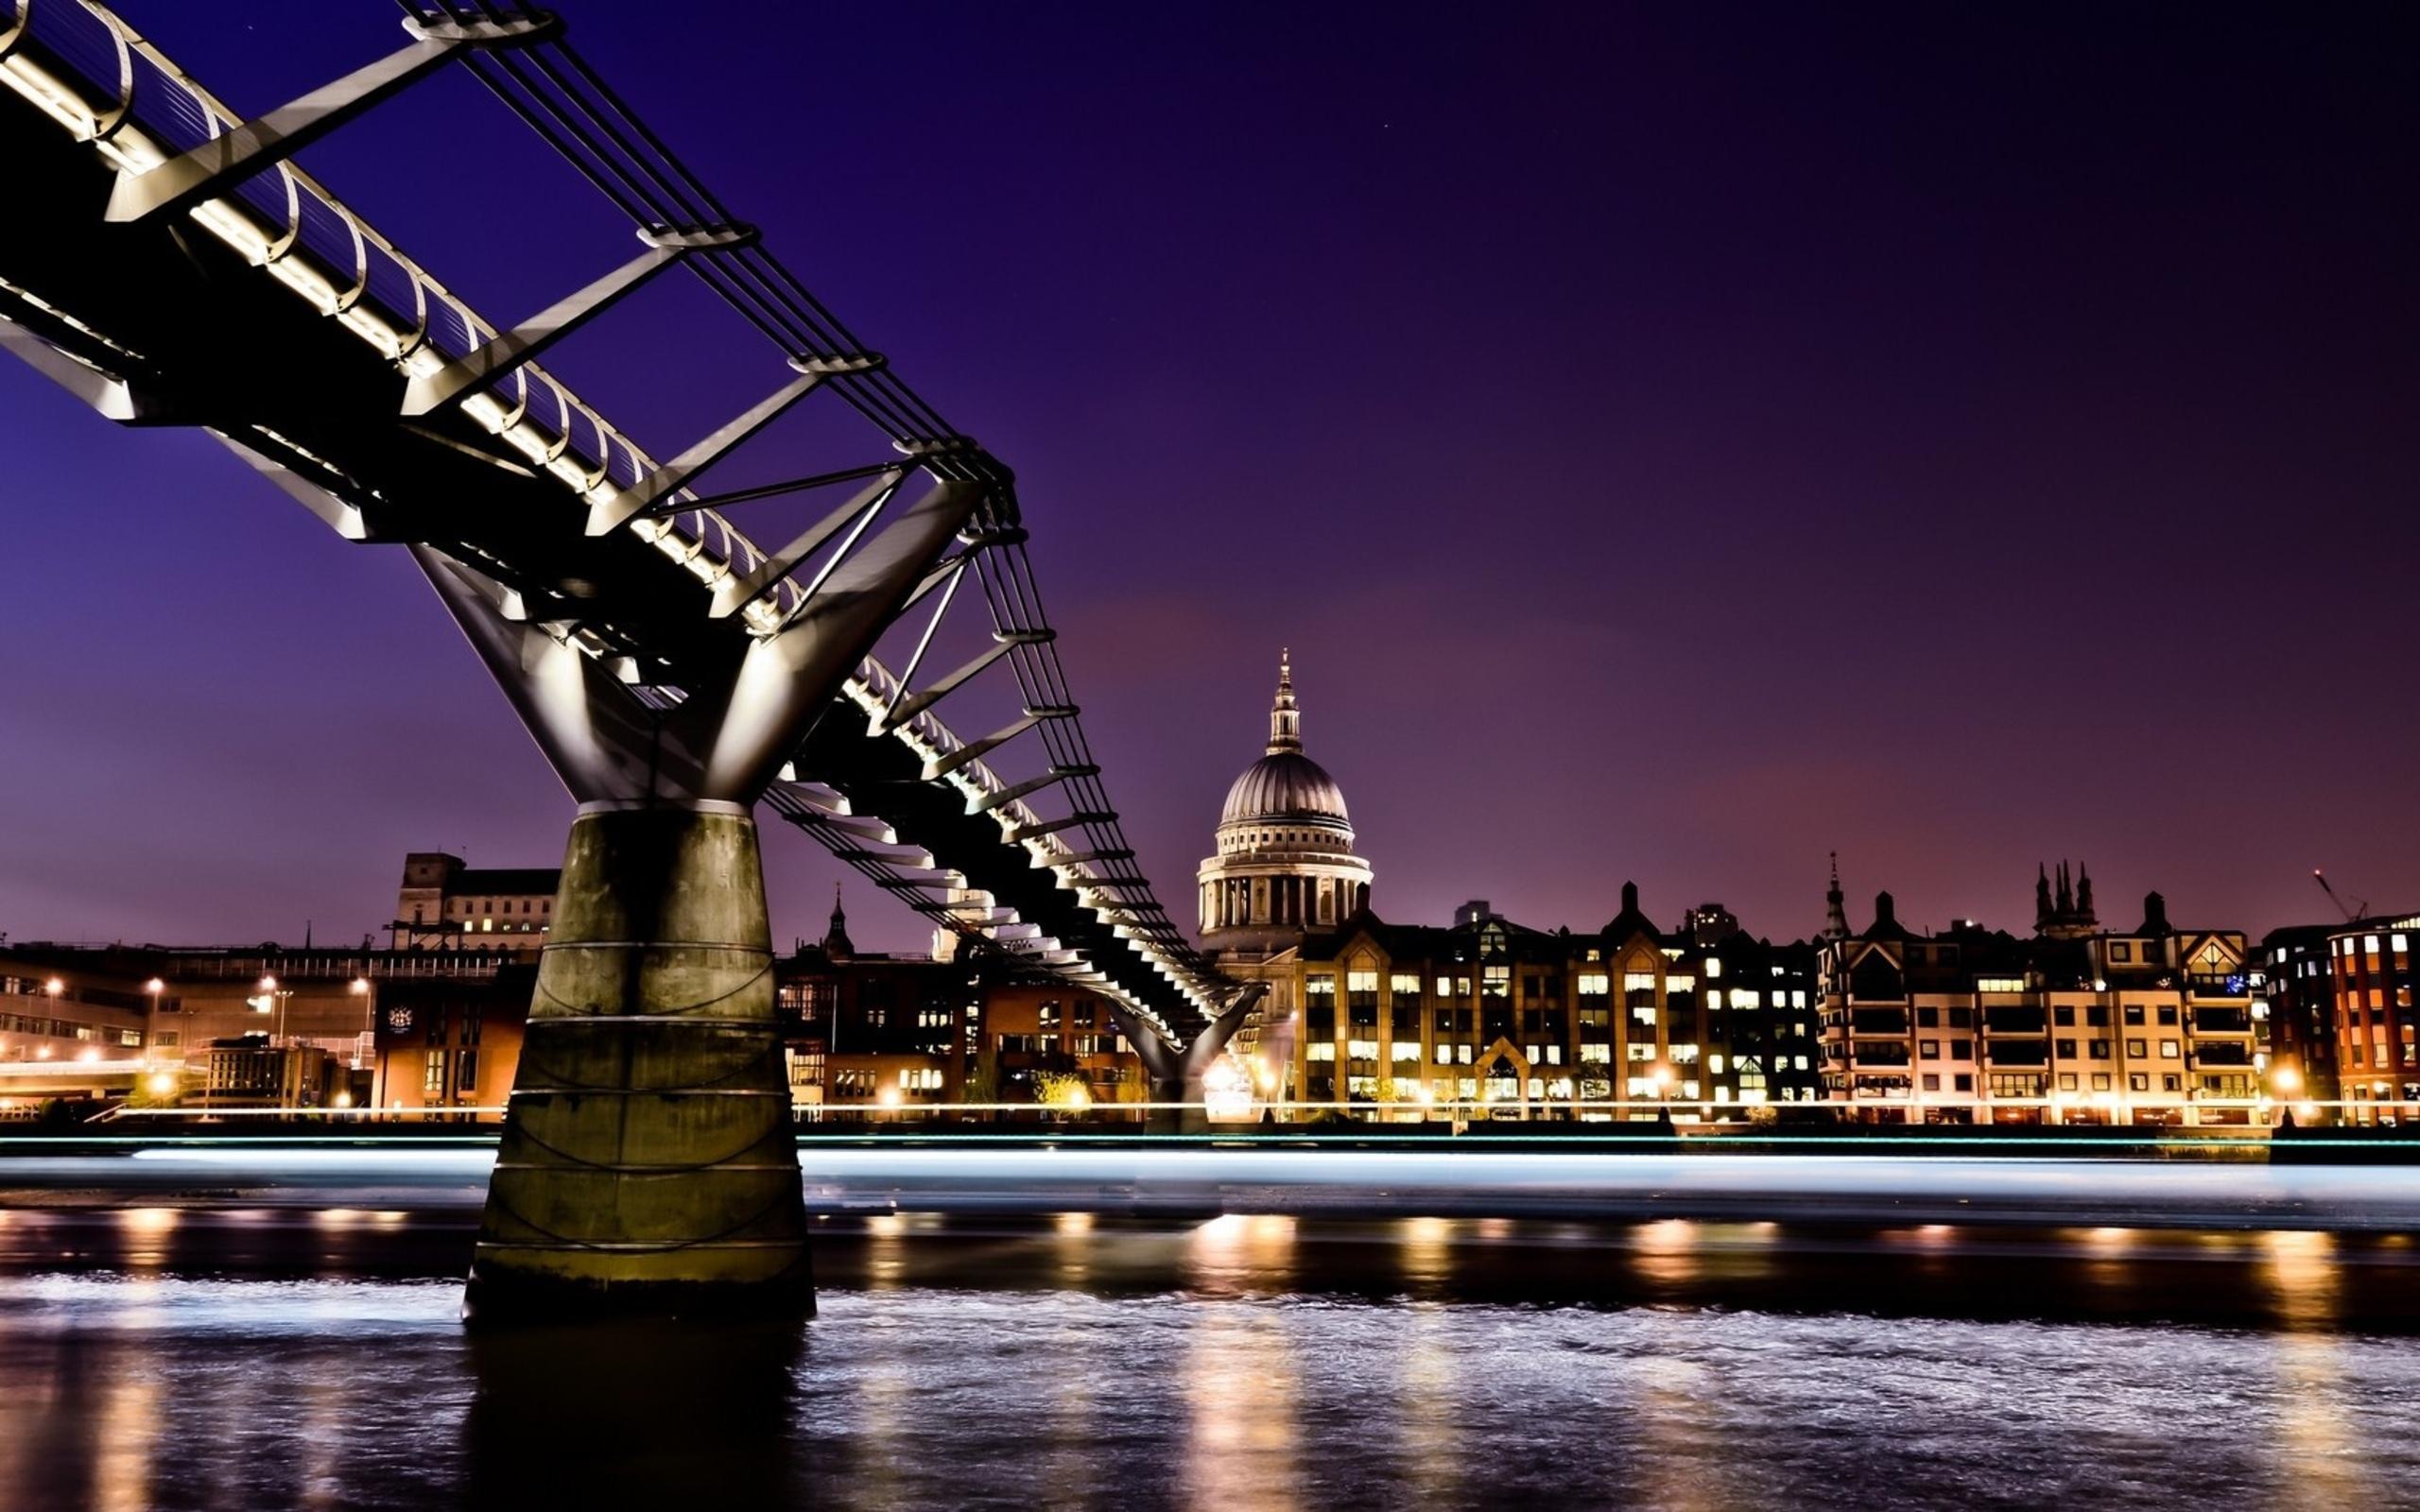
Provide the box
[1197,652,1374,951]
[2260,923,2342,1111]
[1,942,525,1117]
[1818,872,2265,1125]
[2329,915,2419,1123]
[775,894,1145,1114]
[391,851,561,953]
[1277,885,1822,1117]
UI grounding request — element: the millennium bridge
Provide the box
[0,0,1260,1314]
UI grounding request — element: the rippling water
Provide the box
[1,1214,2416,1509]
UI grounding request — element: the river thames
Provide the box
[2,1208,2416,1509]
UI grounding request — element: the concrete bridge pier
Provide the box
[465,800,813,1319]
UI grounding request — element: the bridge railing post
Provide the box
[105,11,562,226]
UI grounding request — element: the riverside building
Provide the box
[2330,914,2420,1124]
[1817,866,2266,1125]
[0,941,526,1117]
[2260,923,2342,1113]
[390,851,562,953]
[1279,884,1822,1118]
[775,891,1145,1116]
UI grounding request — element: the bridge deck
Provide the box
[0,0,1224,1037]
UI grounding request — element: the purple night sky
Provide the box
[2,2,2413,954]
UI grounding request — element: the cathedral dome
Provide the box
[1221,750,1350,828]
[1198,650,1374,948]
[1214,650,1352,835]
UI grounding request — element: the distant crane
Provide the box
[2313,868,2369,924]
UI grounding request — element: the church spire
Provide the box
[822,883,855,956]
[1823,852,1850,939]
[1266,647,1303,754]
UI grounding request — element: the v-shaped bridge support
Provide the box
[420,476,986,1319]
[1112,985,1270,1135]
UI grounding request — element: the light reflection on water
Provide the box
[0,1221,2416,1508]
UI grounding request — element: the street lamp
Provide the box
[143,980,164,1082]
[253,974,294,1042]
[2270,1063,2305,1127]
[253,974,295,1108]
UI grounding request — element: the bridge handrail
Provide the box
[1,1,819,621]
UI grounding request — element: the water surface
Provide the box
[0,1212,2412,1509]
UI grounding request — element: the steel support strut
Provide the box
[419,478,987,1321]
[585,352,884,537]
[1111,987,1268,1135]
[402,223,754,416]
